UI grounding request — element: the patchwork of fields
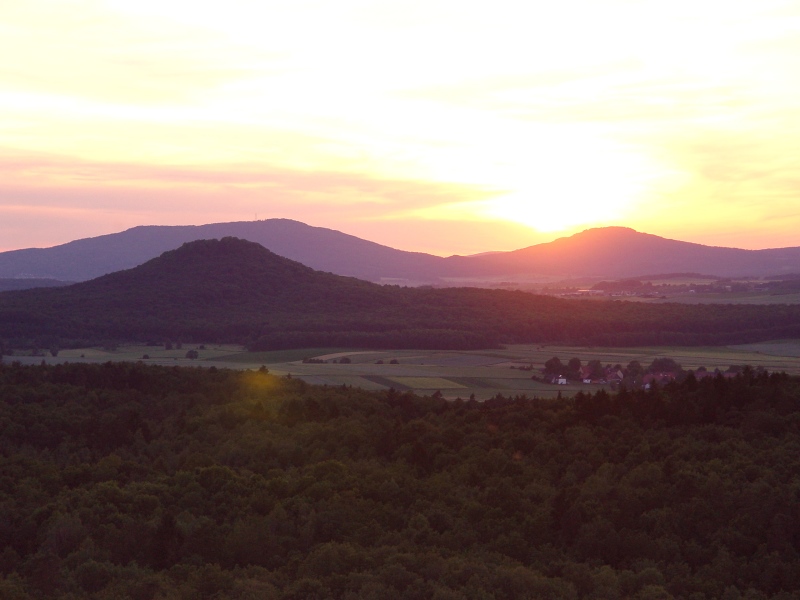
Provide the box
[6,340,800,400]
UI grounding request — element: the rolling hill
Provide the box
[1,221,800,288]
[442,227,800,279]
[4,237,800,350]
[0,237,396,341]
[0,219,446,284]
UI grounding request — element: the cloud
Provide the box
[622,126,800,249]
[0,150,493,205]
[0,151,501,251]
[0,1,274,105]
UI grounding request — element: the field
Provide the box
[626,291,800,305]
[6,340,800,400]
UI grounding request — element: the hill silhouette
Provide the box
[4,237,800,350]
[2,221,800,288]
[444,227,800,278]
[0,219,445,283]
[0,278,71,292]
[0,238,396,341]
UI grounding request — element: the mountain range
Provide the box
[3,237,800,350]
[0,220,443,284]
[1,220,799,287]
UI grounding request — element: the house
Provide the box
[606,369,624,382]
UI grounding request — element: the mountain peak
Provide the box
[94,236,318,292]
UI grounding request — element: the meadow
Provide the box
[630,291,800,305]
[7,340,800,400]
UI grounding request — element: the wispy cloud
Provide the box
[0,151,507,252]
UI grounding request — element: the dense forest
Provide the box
[2,238,800,352]
[1,360,799,599]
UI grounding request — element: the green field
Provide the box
[212,347,356,364]
[627,291,800,305]
[386,376,467,389]
[56,344,245,361]
[9,340,800,400]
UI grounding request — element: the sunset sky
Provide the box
[2,0,799,255]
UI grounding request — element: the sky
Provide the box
[1,0,799,255]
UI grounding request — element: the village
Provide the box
[531,355,745,390]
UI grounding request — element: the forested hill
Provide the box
[1,361,799,598]
[0,237,395,342]
[4,237,800,349]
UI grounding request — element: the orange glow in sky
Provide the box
[1,0,799,254]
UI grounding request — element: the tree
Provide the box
[626,361,644,378]
[185,350,199,360]
[648,357,681,373]
[544,357,563,376]
[587,360,604,379]
[566,357,582,379]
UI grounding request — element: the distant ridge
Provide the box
[0,278,72,292]
[0,219,446,283]
[0,237,399,342]
[43,236,387,318]
[0,221,799,286]
[4,236,800,349]
[443,227,800,279]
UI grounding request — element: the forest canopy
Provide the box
[1,360,799,599]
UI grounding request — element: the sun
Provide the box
[480,164,646,233]
[489,132,668,232]
[405,118,667,235]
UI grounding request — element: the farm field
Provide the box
[6,340,800,400]
[625,291,800,304]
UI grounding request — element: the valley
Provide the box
[7,341,800,400]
